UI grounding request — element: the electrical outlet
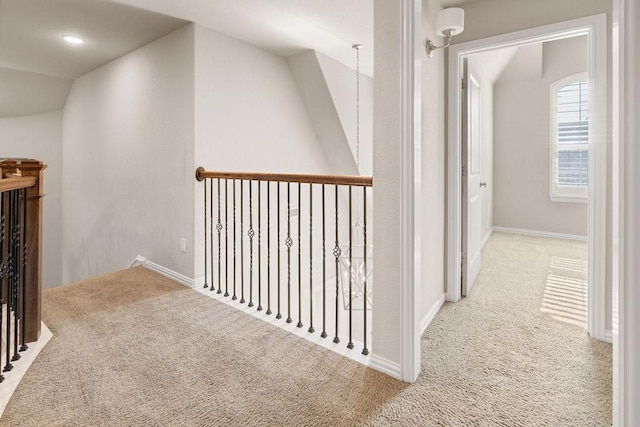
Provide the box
[180,238,187,253]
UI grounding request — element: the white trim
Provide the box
[493,226,587,242]
[0,322,53,418]
[420,293,446,336]
[446,15,608,343]
[616,0,640,424]
[605,329,613,344]
[399,0,421,383]
[194,286,371,368]
[481,227,494,249]
[129,255,195,289]
[369,354,402,380]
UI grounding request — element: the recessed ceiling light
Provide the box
[62,35,85,45]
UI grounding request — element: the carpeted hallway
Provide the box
[0,232,611,426]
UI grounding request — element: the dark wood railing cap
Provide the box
[196,167,373,187]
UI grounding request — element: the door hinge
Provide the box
[461,78,466,90]
[461,165,466,177]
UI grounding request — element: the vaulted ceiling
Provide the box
[1,0,373,118]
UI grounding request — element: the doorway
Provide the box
[446,14,608,341]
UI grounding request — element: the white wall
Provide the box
[62,25,195,283]
[493,37,589,236]
[0,110,63,289]
[315,52,374,177]
[193,24,335,280]
[419,0,446,331]
[453,0,613,330]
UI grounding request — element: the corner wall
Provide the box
[0,110,63,289]
[493,37,589,236]
[62,24,196,283]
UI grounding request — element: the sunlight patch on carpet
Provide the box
[541,256,588,329]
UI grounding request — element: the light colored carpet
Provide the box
[0,232,611,426]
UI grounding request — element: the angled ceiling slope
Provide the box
[0,0,187,118]
[106,0,374,76]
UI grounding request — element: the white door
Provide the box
[461,60,482,296]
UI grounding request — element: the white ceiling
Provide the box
[0,0,187,117]
[1,0,373,118]
[106,0,374,76]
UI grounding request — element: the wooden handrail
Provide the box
[196,167,373,187]
[0,176,37,193]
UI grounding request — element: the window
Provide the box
[550,73,589,202]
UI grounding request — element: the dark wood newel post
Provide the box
[16,160,47,342]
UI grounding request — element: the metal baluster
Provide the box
[12,191,19,361]
[216,179,222,294]
[276,184,282,319]
[266,183,272,315]
[347,187,354,349]
[5,191,15,371]
[257,181,263,311]
[362,187,369,355]
[286,183,292,323]
[224,180,229,297]
[0,193,5,381]
[248,181,254,307]
[308,184,314,333]
[20,188,27,352]
[333,185,340,344]
[203,179,208,288]
[297,183,303,328]
[232,180,237,300]
[321,185,327,339]
[240,181,245,303]
[210,178,214,291]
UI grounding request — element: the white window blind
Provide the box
[556,80,589,188]
[550,74,589,202]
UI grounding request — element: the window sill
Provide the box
[550,195,588,204]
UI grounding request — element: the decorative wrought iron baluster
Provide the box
[286,183,292,324]
[12,190,19,361]
[347,186,354,349]
[333,185,340,344]
[257,181,263,311]
[224,180,229,297]
[216,179,222,294]
[308,183,314,333]
[5,191,16,371]
[20,188,28,352]
[240,181,245,303]
[297,183,303,328]
[276,184,282,319]
[210,178,214,291]
[248,181,254,307]
[232,180,237,300]
[266,183,272,315]
[0,194,4,381]
[362,187,369,355]
[203,179,209,289]
[321,185,327,339]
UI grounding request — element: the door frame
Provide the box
[445,14,608,341]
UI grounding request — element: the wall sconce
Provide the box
[426,8,465,58]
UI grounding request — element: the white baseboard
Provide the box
[129,255,194,289]
[481,227,494,249]
[0,322,53,418]
[605,329,613,344]
[493,226,587,242]
[369,354,402,380]
[420,293,446,336]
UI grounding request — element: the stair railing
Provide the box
[0,159,46,383]
[196,168,373,355]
